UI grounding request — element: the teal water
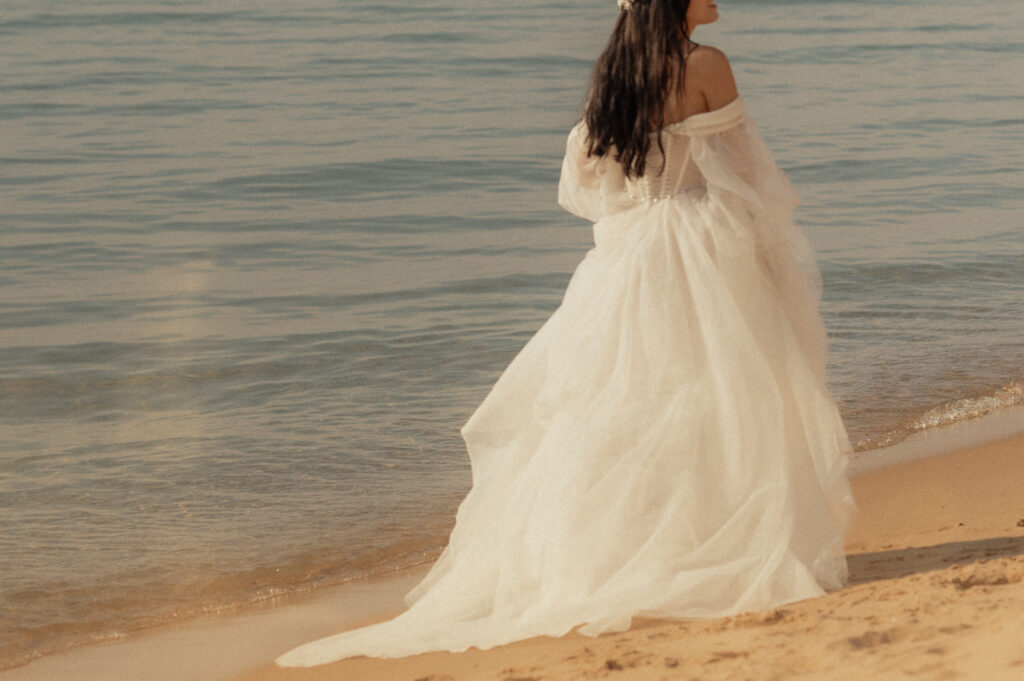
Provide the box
[1,0,1022,669]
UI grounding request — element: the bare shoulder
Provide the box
[686,45,739,111]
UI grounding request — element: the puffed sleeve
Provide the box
[689,114,800,220]
[691,109,823,324]
[557,122,632,222]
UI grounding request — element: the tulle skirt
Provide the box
[277,188,855,667]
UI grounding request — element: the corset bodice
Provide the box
[624,134,706,202]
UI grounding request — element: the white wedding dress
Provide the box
[277,97,856,667]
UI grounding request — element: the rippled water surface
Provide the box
[1,0,1022,669]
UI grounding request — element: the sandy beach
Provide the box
[5,1,1023,678]
[4,426,1022,681]
[224,431,1024,681]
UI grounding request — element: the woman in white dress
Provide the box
[278,0,855,666]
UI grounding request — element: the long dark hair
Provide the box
[585,0,692,178]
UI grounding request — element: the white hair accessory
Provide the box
[617,0,635,10]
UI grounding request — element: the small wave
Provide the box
[855,382,1024,451]
[909,383,1024,432]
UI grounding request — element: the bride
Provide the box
[278,0,855,666]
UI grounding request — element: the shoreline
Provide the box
[0,569,429,681]
[2,409,1022,681]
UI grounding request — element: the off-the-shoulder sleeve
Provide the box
[557,122,632,222]
[689,113,800,220]
[686,101,820,307]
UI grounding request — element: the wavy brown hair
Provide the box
[585,0,693,178]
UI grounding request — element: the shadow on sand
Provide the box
[846,535,1024,586]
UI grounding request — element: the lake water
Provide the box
[1,0,1021,670]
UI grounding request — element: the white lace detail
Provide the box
[617,0,635,11]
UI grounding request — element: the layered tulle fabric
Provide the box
[277,97,855,667]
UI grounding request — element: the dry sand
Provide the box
[228,433,1024,681]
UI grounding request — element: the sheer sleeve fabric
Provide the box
[688,113,800,221]
[556,122,634,222]
[692,113,821,297]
